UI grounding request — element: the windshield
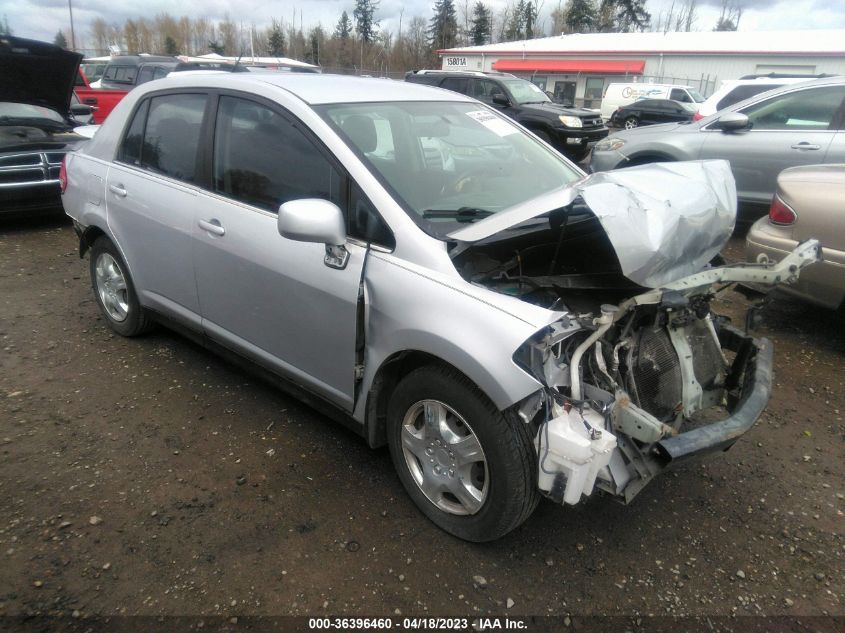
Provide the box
[501,79,551,104]
[318,102,582,234]
[0,102,67,125]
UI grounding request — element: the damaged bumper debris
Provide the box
[515,239,821,506]
[447,160,821,507]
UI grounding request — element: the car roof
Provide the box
[138,72,476,105]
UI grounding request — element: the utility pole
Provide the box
[68,0,76,50]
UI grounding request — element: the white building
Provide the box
[438,30,845,107]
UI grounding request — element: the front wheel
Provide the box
[624,116,639,130]
[387,365,539,542]
[89,236,154,337]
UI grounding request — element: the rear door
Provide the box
[698,85,845,208]
[106,92,209,327]
[192,94,367,410]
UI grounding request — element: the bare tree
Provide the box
[714,0,742,30]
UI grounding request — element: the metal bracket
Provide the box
[324,244,349,270]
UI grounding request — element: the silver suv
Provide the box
[62,73,818,541]
[591,76,845,218]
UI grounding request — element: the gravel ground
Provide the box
[0,218,842,624]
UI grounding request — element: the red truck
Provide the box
[74,55,176,124]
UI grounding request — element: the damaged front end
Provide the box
[449,161,821,506]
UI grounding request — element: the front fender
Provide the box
[352,252,552,422]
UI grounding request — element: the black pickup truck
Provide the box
[405,70,608,161]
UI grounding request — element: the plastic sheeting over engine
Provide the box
[448,160,737,289]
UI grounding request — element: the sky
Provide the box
[2,0,845,53]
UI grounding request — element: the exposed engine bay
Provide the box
[447,162,821,507]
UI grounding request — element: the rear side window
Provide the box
[440,77,470,95]
[105,66,137,84]
[212,96,342,213]
[717,84,782,110]
[120,94,207,182]
[137,66,155,85]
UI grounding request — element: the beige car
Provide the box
[747,164,845,309]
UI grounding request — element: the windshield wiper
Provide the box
[422,207,495,222]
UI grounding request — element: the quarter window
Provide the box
[741,86,845,131]
[117,99,150,165]
[212,96,342,213]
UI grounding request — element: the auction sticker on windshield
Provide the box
[465,110,517,137]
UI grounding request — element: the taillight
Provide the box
[693,111,704,121]
[59,156,68,194]
[768,194,796,225]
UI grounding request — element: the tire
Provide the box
[386,365,539,542]
[532,130,552,144]
[624,116,639,130]
[89,236,154,337]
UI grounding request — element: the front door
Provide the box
[192,95,365,410]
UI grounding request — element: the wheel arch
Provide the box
[363,348,531,449]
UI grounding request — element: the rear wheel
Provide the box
[89,237,154,337]
[624,116,639,130]
[386,365,539,542]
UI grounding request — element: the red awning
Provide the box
[491,59,645,74]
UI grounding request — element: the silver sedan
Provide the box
[62,72,819,541]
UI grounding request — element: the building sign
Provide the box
[445,57,468,68]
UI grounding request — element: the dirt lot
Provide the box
[0,217,842,625]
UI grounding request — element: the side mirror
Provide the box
[277,199,349,269]
[492,93,510,106]
[713,112,749,131]
[71,103,95,116]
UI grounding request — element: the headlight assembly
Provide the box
[558,115,583,128]
[594,137,626,152]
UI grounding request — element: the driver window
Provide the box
[474,80,503,104]
[213,96,342,212]
[670,88,691,103]
[741,86,845,131]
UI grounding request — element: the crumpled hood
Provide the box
[0,36,82,115]
[448,160,737,289]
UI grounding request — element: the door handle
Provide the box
[791,142,821,150]
[198,218,225,236]
[108,184,127,197]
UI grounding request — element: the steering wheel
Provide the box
[440,165,502,195]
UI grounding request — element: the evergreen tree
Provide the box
[0,15,12,35]
[353,0,380,44]
[208,40,225,55]
[335,11,353,39]
[469,2,491,46]
[267,19,286,55]
[53,30,68,48]
[565,0,598,32]
[164,35,179,55]
[599,0,650,32]
[429,0,458,50]
[524,1,537,38]
[505,0,526,41]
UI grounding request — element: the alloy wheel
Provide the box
[400,399,488,515]
[94,252,130,322]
